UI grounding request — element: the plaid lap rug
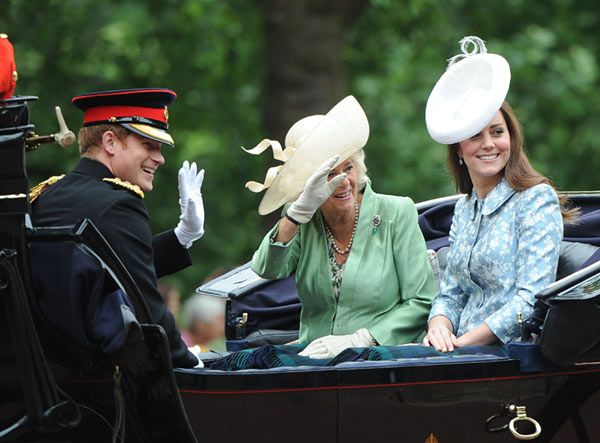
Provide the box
[207,344,507,371]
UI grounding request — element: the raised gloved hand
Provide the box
[298,328,373,359]
[286,155,347,224]
[174,161,205,248]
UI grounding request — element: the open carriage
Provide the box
[184,192,600,442]
[2,92,600,443]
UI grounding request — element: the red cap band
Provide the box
[83,105,167,125]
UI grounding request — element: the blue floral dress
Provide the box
[428,178,563,344]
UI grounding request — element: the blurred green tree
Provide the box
[2,0,600,296]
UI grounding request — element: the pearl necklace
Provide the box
[324,202,359,255]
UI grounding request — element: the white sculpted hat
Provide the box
[242,95,369,215]
[425,36,511,145]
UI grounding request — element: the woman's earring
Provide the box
[458,157,464,165]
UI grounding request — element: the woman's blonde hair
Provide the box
[349,149,369,191]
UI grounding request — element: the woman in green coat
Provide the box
[246,96,436,359]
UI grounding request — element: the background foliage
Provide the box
[3,0,599,298]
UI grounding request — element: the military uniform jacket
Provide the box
[31,157,197,368]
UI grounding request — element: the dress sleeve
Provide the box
[368,198,437,344]
[484,184,563,343]
[251,220,302,280]
[428,199,470,332]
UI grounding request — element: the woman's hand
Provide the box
[299,328,373,359]
[423,316,457,352]
[453,323,497,347]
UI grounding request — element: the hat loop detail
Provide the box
[446,36,488,69]
[425,36,510,145]
[241,139,297,193]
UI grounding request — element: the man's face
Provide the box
[110,132,164,192]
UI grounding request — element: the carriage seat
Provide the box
[26,219,198,442]
[27,221,146,365]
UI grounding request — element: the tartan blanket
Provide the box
[207,344,507,371]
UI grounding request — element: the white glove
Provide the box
[286,155,348,224]
[174,161,205,248]
[188,345,204,368]
[298,328,373,359]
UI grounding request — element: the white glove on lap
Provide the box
[188,345,204,368]
[298,328,373,359]
[174,160,205,248]
[286,155,347,224]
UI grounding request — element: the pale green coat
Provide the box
[251,184,436,345]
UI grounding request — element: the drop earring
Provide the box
[458,157,463,165]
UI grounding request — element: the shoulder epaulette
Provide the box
[29,175,65,203]
[103,177,145,199]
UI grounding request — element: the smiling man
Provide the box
[30,88,204,368]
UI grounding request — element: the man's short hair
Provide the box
[78,124,130,155]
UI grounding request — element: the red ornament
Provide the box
[0,34,17,100]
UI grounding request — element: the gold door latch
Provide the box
[486,404,541,440]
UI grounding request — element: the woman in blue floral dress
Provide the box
[421,37,578,352]
[424,102,577,351]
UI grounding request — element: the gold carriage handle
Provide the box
[485,404,542,440]
[508,405,541,440]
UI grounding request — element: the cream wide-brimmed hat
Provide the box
[425,36,511,145]
[242,95,369,215]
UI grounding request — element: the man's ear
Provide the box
[101,130,119,156]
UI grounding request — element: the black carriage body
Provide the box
[179,192,600,443]
[175,358,600,442]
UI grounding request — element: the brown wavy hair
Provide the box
[78,124,130,155]
[446,102,578,223]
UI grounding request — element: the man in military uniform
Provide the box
[31,88,204,368]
